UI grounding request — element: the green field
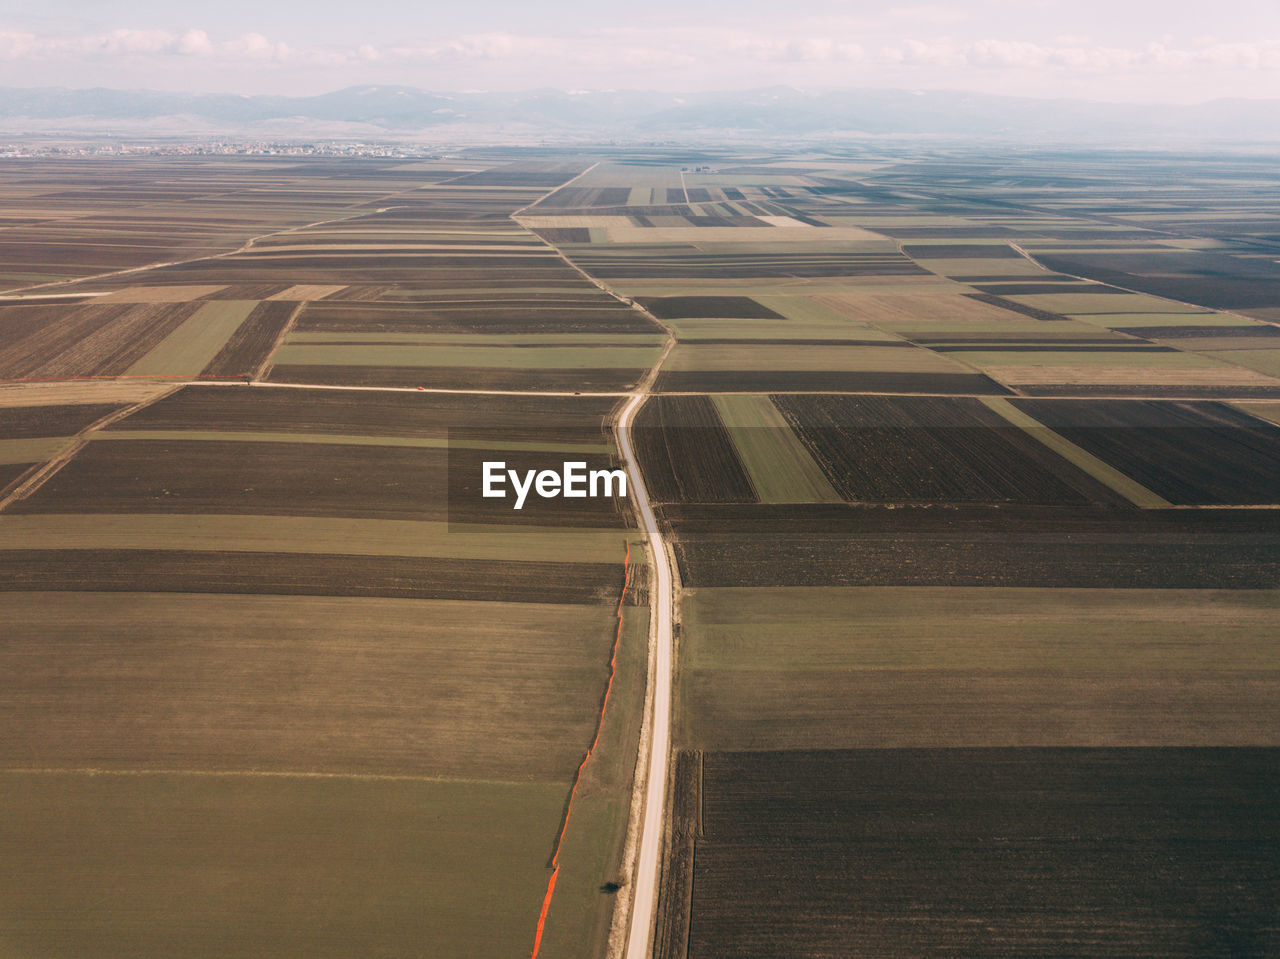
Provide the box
[0,772,559,959]
[710,394,841,503]
[128,301,258,377]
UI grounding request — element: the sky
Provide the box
[1,0,1279,102]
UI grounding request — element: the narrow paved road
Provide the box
[615,391,675,959]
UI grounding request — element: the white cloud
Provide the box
[177,29,214,57]
[1,23,1279,99]
[225,32,283,60]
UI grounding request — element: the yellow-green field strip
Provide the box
[710,394,842,503]
[0,514,638,563]
[270,343,664,369]
[92,429,612,454]
[1234,402,1280,427]
[0,766,529,786]
[682,586,1280,671]
[0,437,74,465]
[979,396,1172,508]
[127,300,258,377]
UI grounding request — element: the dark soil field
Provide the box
[632,396,756,504]
[0,462,32,491]
[933,344,1175,352]
[663,505,1280,588]
[534,186,632,209]
[636,296,784,320]
[0,549,628,603]
[152,255,587,286]
[903,243,1021,258]
[1115,325,1280,340]
[201,301,297,378]
[12,438,630,527]
[296,298,654,336]
[0,403,120,438]
[772,394,1130,505]
[11,439,451,520]
[532,227,593,244]
[655,371,1010,393]
[673,748,1280,959]
[267,363,648,392]
[1011,399,1280,504]
[1018,383,1280,398]
[117,384,618,444]
[1037,250,1280,311]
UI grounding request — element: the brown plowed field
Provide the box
[116,384,617,444]
[772,394,1131,505]
[632,396,756,504]
[1011,399,1280,504]
[636,296,784,320]
[267,363,647,392]
[662,505,1280,589]
[201,301,297,378]
[0,549,626,604]
[677,748,1280,959]
[0,403,120,438]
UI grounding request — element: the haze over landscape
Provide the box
[2,3,1279,959]
[5,0,1280,100]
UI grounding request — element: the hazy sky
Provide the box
[2,0,1278,102]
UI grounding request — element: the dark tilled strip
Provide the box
[1114,325,1280,339]
[655,371,1011,395]
[267,364,645,392]
[0,549,636,605]
[932,344,1178,353]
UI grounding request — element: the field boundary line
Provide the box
[0,210,375,298]
[512,161,601,218]
[0,766,537,786]
[0,177,437,299]
[0,384,180,513]
[979,396,1173,508]
[530,539,633,959]
[253,299,307,382]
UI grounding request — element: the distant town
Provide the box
[0,140,438,159]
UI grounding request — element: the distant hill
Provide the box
[2,84,1278,143]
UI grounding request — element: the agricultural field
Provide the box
[541,152,1280,958]
[0,156,656,959]
[3,147,1280,958]
[672,749,1280,958]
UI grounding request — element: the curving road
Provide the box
[615,391,675,959]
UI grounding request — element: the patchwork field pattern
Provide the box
[0,156,659,959]
[549,154,1280,958]
[5,148,1280,959]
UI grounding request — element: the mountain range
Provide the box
[2,85,1278,143]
